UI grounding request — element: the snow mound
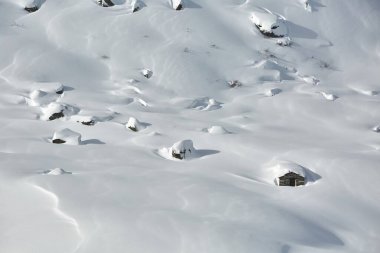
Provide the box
[252,59,297,81]
[251,11,288,38]
[44,168,72,175]
[126,117,147,132]
[28,82,65,95]
[27,90,59,107]
[52,128,82,145]
[141,68,153,79]
[321,92,338,101]
[205,126,230,135]
[265,88,282,97]
[188,97,222,111]
[170,140,195,160]
[301,75,320,85]
[40,102,78,121]
[372,125,380,133]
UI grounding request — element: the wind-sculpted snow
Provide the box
[0,0,380,252]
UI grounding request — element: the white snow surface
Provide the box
[1,0,380,253]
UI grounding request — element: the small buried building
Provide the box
[278,171,305,186]
[267,161,316,187]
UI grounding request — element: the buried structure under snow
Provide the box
[278,172,305,186]
[267,161,319,187]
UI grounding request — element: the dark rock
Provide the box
[228,80,242,88]
[128,126,138,132]
[176,4,183,10]
[52,139,66,144]
[56,87,64,94]
[25,6,39,13]
[81,120,95,126]
[172,150,184,160]
[48,111,64,121]
[255,24,284,38]
[98,0,114,7]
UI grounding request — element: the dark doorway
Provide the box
[289,178,296,186]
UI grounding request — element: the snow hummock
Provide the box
[40,102,77,121]
[158,140,196,160]
[188,97,222,111]
[52,128,82,145]
[44,168,72,175]
[205,126,230,135]
[321,91,338,101]
[250,11,288,38]
[27,89,58,107]
[170,140,195,160]
[141,68,153,79]
[265,88,282,97]
[126,117,145,132]
[372,125,380,133]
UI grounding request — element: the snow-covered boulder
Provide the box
[276,37,292,46]
[372,125,380,133]
[170,140,194,159]
[52,128,81,145]
[126,117,143,132]
[131,0,144,12]
[40,102,77,121]
[265,88,282,97]
[44,168,72,175]
[171,0,183,10]
[228,80,242,88]
[97,0,115,7]
[321,92,338,101]
[25,0,42,13]
[141,68,153,79]
[250,11,287,38]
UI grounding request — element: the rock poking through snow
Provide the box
[228,80,242,88]
[52,128,81,145]
[251,11,288,38]
[141,68,153,79]
[97,0,115,7]
[372,125,380,133]
[265,88,282,97]
[40,102,77,121]
[171,0,183,10]
[170,140,195,160]
[126,117,143,132]
[25,0,41,13]
[321,92,338,101]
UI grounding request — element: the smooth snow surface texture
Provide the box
[1,0,380,253]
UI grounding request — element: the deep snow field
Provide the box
[1,0,380,252]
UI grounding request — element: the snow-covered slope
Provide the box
[1,0,380,252]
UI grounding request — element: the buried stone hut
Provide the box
[266,161,320,187]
